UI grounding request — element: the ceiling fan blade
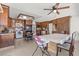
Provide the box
[56,10,60,15]
[54,3,60,8]
[52,3,60,9]
[55,3,60,6]
[44,9,53,10]
[47,10,54,15]
[57,6,70,10]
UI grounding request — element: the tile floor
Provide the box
[0,39,79,56]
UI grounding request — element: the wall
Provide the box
[70,16,79,40]
[70,16,79,33]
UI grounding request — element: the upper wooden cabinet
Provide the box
[51,16,71,34]
[0,4,9,27]
[36,21,49,35]
[16,19,24,26]
[36,21,49,28]
[17,13,34,26]
[25,20,32,25]
[15,19,32,27]
[8,17,13,27]
[41,22,48,27]
[36,16,71,35]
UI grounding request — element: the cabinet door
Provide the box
[0,5,9,27]
[26,20,32,25]
[56,16,70,34]
[56,18,64,33]
[52,20,57,28]
[0,33,14,48]
[8,17,13,27]
[36,22,49,35]
[41,22,49,30]
[41,22,48,27]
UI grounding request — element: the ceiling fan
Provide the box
[44,3,70,15]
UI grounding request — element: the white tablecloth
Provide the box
[39,33,70,44]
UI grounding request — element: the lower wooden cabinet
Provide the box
[48,42,57,54]
[0,33,15,48]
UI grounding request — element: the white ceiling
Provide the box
[4,3,55,18]
[4,3,79,20]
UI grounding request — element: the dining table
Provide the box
[38,33,70,53]
[39,33,70,44]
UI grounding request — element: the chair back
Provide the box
[69,32,79,55]
[34,35,42,46]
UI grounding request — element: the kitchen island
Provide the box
[0,33,15,49]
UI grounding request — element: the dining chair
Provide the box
[32,35,50,56]
[56,32,78,56]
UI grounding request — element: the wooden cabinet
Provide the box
[0,4,9,27]
[25,20,32,25]
[36,16,70,35]
[51,16,70,34]
[23,20,33,40]
[15,19,32,26]
[8,17,13,27]
[36,21,49,35]
[48,42,57,53]
[16,19,24,26]
[0,33,15,48]
[40,22,48,27]
[15,19,33,40]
